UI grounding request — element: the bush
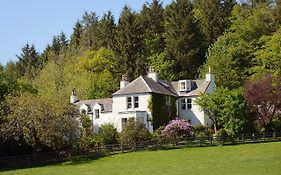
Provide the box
[99,124,119,145]
[163,119,193,142]
[194,126,214,138]
[119,118,151,147]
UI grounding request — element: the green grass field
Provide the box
[1,142,281,175]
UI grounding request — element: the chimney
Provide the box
[70,89,79,104]
[147,67,158,82]
[206,67,215,82]
[120,75,129,89]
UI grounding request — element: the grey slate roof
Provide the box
[171,80,210,96]
[113,76,178,96]
[74,98,112,112]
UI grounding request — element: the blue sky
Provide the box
[0,0,173,65]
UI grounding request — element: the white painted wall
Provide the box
[112,93,153,132]
[178,96,210,126]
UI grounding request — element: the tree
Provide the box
[196,88,250,134]
[70,21,83,51]
[244,73,281,132]
[0,92,79,153]
[97,11,116,49]
[164,0,205,79]
[199,33,252,89]
[119,118,151,147]
[115,6,146,80]
[194,0,236,46]
[139,0,165,56]
[80,11,99,50]
[16,43,41,80]
[254,27,281,76]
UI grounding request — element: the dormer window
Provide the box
[180,82,186,90]
[179,80,191,92]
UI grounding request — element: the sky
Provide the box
[0,0,173,66]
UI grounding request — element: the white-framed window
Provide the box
[187,98,192,109]
[95,109,100,119]
[127,97,132,109]
[134,96,139,108]
[181,98,186,110]
[180,82,186,91]
[181,98,192,110]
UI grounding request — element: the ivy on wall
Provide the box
[148,93,177,130]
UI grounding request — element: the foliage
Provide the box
[0,92,79,152]
[148,93,177,130]
[119,118,151,146]
[196,88,250,135]
[163,119,193,142]
[99,123,119,145]
[194,0,236,45]
[164,0,205,79]
[193,125,214,138]
[244,73,281,132]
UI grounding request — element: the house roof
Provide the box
[74,98,112,112]
[113,76,178,96]
[171,80,210,96]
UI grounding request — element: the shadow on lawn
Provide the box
[0,152,108,172]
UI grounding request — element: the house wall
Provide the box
[112,93,153,132]
[178,96,209,126]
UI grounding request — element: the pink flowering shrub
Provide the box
[163,119,193,141]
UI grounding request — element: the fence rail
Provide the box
[1,132,281,169]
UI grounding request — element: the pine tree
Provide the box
[97,11,116,49]
[80,12,99,50]
[139,0,165,56]
[164,0,204,79]
[16,43,40,80]
[115,6,146,80]
[70,21,83,51]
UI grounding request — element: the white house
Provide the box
[71,69,215,133]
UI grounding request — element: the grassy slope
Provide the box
[1,142,281,175]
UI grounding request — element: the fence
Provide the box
[1,132,281,169]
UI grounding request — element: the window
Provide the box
[180,82,186,91]
[127,97,132,109]
[134,96,139,108]
[181,99,186,110]
[95,109,100,119]
[81,109,87,115]
[187,98,192,109]
[122,118,128,127]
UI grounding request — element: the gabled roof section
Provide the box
[74,98,112,112]
[113,76,177,96]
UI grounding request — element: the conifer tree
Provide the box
[70,21,83,51]
[164,0,204,79]
[16,43,41,80]
[139,0,165,56]
[115,6,146,80]
[97,11,116,49]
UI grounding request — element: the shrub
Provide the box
[99,123,119,145]
[194,125,214,138]
[163,119,193,142]
[119,118,151,147]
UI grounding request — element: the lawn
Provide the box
[1,142,281,175]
